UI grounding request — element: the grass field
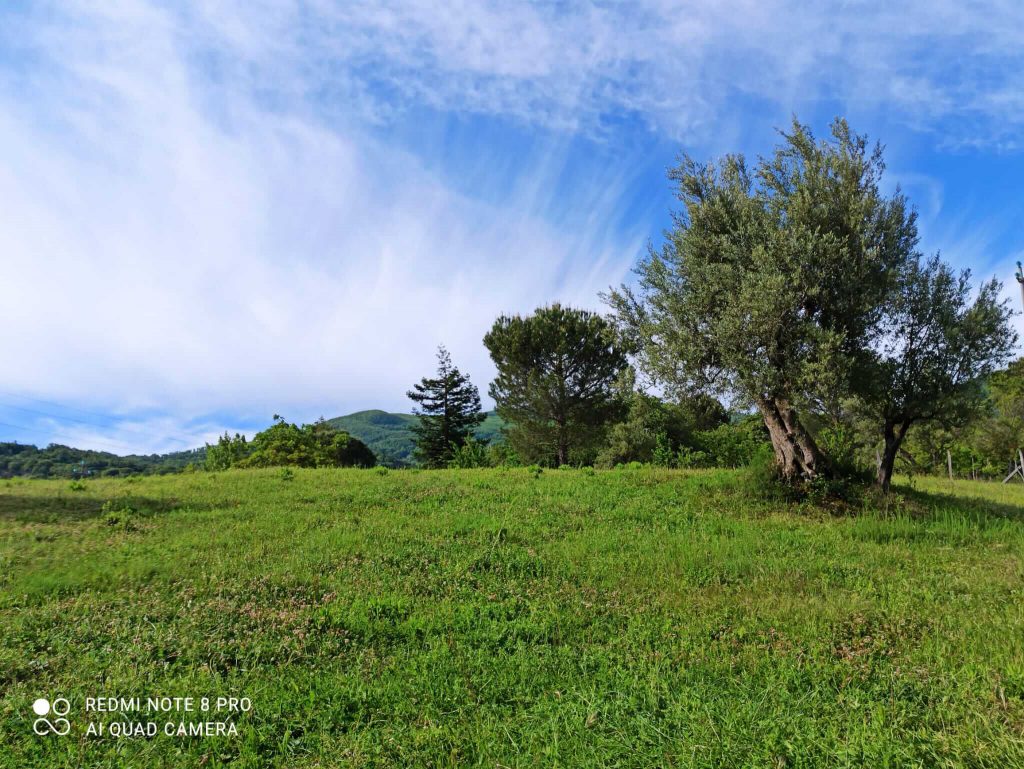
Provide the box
[1,468,1023,767]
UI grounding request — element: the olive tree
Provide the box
[861,255,1016,491]
[607,119,917,482]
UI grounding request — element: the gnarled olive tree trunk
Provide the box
[756,397,829,482]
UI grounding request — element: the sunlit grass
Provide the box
[1,468,1022,767]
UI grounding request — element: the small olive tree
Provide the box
[860,255,1016,490]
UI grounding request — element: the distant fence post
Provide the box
[947,450,953,481]
[1004,452,1024,484]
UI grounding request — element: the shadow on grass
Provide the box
[0,494,217,523]
[892,484,1024,524]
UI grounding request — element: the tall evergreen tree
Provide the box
[407,346,485,468]
[484,304,627,467]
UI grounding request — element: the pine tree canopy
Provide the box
[483,303,627,467]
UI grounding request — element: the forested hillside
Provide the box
[0,442,204,478]
[328,409,505,466]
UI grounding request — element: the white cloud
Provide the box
[0,1,652,452]
[152,0,1024,143]
[1,0,1022,452]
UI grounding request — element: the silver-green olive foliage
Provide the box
[866,255,1016,490]
[608,119,921,482]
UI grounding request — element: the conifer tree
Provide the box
[407,346,485,468]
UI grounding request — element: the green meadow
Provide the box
[1,468,1023,767]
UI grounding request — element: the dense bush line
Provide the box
[205,416,376,470]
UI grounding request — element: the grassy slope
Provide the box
[1,469,1023,767]
[327,410,505,466]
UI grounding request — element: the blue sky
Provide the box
[1,1,1023,454]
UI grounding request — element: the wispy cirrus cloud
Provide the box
[1,0,1022,453]
[154,0,1024,144]
[0,0,653,452]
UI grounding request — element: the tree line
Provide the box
[1,417,380,477]
[408,119,1021,491]
[407,315,765,472]
[18,117,1013,487]
[0,442,205,479]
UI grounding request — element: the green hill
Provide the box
[474,411,506,443]
[327,410,505,466]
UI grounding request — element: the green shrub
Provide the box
[693,420,764,468]
[652,432,675,467]
[735,446,789,501]
[447,438,490,469]
[817,423,862,478]
[208,417,376,471]
[484,441,519,467]
[100,499,138,531]
[676,446,712,468]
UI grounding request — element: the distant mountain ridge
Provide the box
[327,410,505,466]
